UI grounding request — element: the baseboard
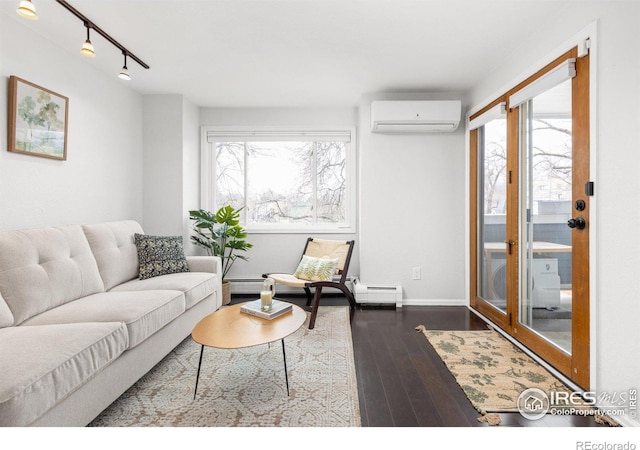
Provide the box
[401,298,467,307]
[228,278,355,295]
[229,279,293,294]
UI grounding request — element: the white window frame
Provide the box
[200,125,357,234]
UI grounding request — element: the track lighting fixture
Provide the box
[16,0,149,78]
[118,53,131,80]
[17,0,37,20]
[80,24,96,58]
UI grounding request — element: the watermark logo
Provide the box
[517,388,550,420]
[517,387,637,420]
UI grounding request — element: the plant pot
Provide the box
[221,280,231,305]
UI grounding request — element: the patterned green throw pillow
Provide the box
[294,255,339,282]
[134,234,190,280]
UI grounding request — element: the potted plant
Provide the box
[189,205,253,305]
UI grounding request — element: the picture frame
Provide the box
[8,76,69,161]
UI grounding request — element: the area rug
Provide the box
[415,325,617,426]
[90,306,360,427]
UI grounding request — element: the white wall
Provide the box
[142,95,184,236]
[182,97,201,255]
[0,13,143,230]
[358,92,466,303]
[466,2,640,427]
[198,107,359,290]
[142,95,200,255]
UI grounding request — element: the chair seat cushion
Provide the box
[0,322,128,426]
[110,272,216,309]
[268,273,309,288]
[21,291,185,348]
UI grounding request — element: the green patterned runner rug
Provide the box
[415,325,617,426]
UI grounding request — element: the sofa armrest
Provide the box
[187,256,222,287]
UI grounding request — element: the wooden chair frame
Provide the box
[263,238,356,329]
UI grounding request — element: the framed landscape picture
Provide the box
[8,76,69,161]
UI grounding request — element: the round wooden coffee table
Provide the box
[191,301,306,398]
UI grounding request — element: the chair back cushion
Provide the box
[304,239,352,273]
[82,221,144,290]
[294,255,340,282]
[0,225,105,325]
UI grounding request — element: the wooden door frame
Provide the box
[469,47,590,389]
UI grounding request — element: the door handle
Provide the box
[567,217,586,230]
[504,239,516,255]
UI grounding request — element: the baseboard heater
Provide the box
[353,278,403,308]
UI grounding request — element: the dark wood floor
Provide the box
[231,294,603,428]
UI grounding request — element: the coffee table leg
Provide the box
[281,339,290,396]
[194,344,205,400]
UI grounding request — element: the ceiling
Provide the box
[1,0,578,108]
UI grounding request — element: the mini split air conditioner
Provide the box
[490,258,560,309]
[370,100,461,133]
[530,259,561,309]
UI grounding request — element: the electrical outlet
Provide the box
[412,267,421,280]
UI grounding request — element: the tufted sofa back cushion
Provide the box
[0,225,105,325]
[0,293,14,328]
[82,221,144,291]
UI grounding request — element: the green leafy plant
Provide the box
[189,206,253,281]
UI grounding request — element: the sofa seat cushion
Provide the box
[22,291,186,348]
[110,272,217,309]
[0,322,128,427]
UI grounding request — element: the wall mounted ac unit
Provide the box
[370,100,461,133]
[491,259,507,299]
[353,278,403,308]
[489,258,560,309]
[531,259,561,309]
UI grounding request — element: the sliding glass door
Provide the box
[477,113,508,315]
[518,79,573,354]
[470,47,590,389]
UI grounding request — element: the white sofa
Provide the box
[0,220,221,427]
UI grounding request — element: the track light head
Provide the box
[17,0,38,20]
[118,52,131,80]
[81,39,95,57]
[118,66,130,81]
[80,25,95,57]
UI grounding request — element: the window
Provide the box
[201,127,356,233]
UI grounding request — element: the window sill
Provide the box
[245,225,356,235]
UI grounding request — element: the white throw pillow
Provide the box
[294,255,339,282]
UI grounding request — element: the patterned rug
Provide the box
[415,326,616,426]
[90,306,360,427]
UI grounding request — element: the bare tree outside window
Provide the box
[531,118,572,203]
[482,117,571,216]
[483,119,507,215]
[215,142,245,208]
[214,138,348,227]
